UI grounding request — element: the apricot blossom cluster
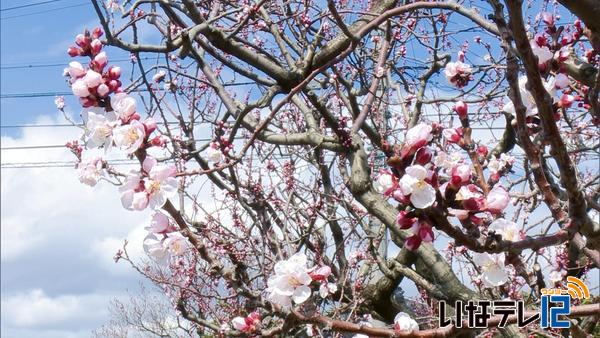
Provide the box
[63,28,187,263]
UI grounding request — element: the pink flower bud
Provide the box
[414,147,432,165]
[150,136,167,147]
[107,79,121,91]
[477,147,489,160]
[67,46,81,57]
[97,83,109,97]
[144,117,157,134]
[79,96,97,107]
[396,211,417,229]
[92,27,104,39]
[94,51,108,68]
[453,101,468,119]
[404,235,422,251]
[108,66,121,79]
[418,223,434,242]
[67,61,86,78]
[392,190,410,204]
[310,266,332,281]
[71,79,90,97]
[450,164,471,187]
[130,113,141,121]
[443,128,462,143]
[83,70,103,88]
[90,39,103,55]
[75,34,87,47]
[535,34,548,47]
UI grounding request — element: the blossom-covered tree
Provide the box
[59,0,599,336]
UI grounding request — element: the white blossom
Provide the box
[266,252,313,307]
[399,165,436,209]
[472,252,509,287]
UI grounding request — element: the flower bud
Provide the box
[90,39,103,55]
[442,128,462,143]
[82,70,103,88]
[404,235,422,251]
[107,79,121,92]
[144,117,157,134]
[97,83,110,97]
[150,136,167,147]
[418,223,434,242]
[477,145,488,158]
[450,164,471,187]
[396,211,417,229]
[108,66,121,79]
[75,34,87,47]
[309,266,332,282]
[79,96,97,108]
[414,147,432,165]
[453,101,468,119]
[67,46,81,57]
[67,61,86,79]
[92,27,104,39]
[94,51,108,68]
[71,79,90,97]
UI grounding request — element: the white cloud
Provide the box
[1,289,111,329]
[1,113,149,335]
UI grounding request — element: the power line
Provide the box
[1,57,154,70]
[1,2,89,20]
[0,0,65,12]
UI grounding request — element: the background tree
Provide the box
[60,0,599,336]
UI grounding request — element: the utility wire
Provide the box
[1,57,153,70]
[0,0,65,12]
[1,2,89,20]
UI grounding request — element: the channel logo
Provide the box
[541,276,590,299]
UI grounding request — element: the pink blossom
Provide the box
[374,170,397,196]
[146,212,176,234]
[90,39,102,55]
[54,96,65,110]
[111,93,137,120]
[112,120,145,153]
[404,123,433,150]
[142,157,179,209]
[97,83,109,97]
[559,94,575,108]
[485,185,509,213]
[444,60,472,88]
[77,156,103,186]
[119,172,149,211]
[530,40,553,65]
[108,66,121,79]
[153,70,166,83]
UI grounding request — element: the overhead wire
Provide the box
[0,2,89,20]
[0,0,66,12]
